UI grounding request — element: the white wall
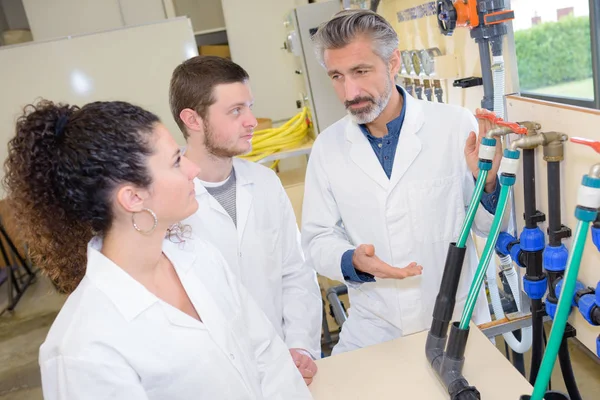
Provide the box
[22,0,124,40]
[119,0,166,26]
[21,0,168,41]
[0,18,198,197]
[221,0,305,121]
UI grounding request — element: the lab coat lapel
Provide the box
[389,92,424,192]
[233,159,253,244]
[346,122,389,190]
[194,178,230,219]
[165,242,248,378]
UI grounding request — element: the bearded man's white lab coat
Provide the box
[302,91,496,354]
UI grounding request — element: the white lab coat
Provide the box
[302,90,496,354]
[183,158,322,358]
[39,237,312,400]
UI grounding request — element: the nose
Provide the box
[344,77,362,101]
[183,156,201,179]
[245,110,258,129]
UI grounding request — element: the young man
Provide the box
[302,10,504,355]
[169,56,321,384]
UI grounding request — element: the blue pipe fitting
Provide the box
[596,282,600,305]
[578,293,598,325]
[496,232,516,255]
[543,244,569,272]
[546,300,558,320]
[520,227,545,252]
[592,226,600,252]
[478,159,492,171]
[575,206,598,222]
[482,137,496,147]
[524,276,548,300]
[582,175,600,188]
[503,149,519,159]
[496,232,522,267]
[510,244,522,268]
[597,335,600,358]
[555,279,586,308]
[499,174,516,186]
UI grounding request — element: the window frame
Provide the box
[510,0,600,110]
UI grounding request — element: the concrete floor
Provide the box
[0,274,64,400]
[1,275,599,399]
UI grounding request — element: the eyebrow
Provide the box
[327,64,373,77]
[228,101,253,109]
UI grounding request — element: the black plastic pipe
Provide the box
[530,298,545,384]
[426,244,480,399]
[523,149,537,228]
[558,338,582,400]
[478,40,494,111]
[547,161,562,246]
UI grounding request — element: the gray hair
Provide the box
[312,9,399,67]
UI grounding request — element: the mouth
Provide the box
[348,101,371,109]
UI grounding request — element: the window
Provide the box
[511,0,600,109]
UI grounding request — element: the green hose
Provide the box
[530,220,589,400]
[459,182,511,330]
[457,169,489,248]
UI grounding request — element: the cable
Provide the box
[239,107,312,169]
[558,337,581,400]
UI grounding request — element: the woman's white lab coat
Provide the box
[302,91,498,354]
[183,158,322,358]
[39,237,312,399]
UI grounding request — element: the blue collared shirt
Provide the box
[340,86,500,283]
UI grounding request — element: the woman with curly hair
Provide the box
[3,100,312,399]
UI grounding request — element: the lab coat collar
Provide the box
[193,158,254,243]
[345,86,424,190]
[232,158,253,243]
[85,237,197,322]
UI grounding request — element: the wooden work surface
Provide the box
[310,325,532,399]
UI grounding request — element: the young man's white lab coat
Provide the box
[183,158,322,358]
[302,90,498,355]
[39,238,312,399]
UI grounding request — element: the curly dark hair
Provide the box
[3,100,160,293]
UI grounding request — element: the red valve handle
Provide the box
[475,112,528,135]
[570,137,600,154]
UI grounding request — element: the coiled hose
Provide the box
[239,107,311,169]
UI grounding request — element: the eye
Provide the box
[174,156,181,168]
[231,107,241,116]
[357,70,367,75]
[331,74,341,81]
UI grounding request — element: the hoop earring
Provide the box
[132,208,158,234]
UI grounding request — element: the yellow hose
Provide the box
[239,107,312,169]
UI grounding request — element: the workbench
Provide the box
[310,324,533,399]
